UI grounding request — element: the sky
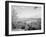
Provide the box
[12,5,41,19]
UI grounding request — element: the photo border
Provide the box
[5,1,45,36]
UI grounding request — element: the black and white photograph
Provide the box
[5,1,45,36]
[12,5,41,31]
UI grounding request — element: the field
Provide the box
[12,18,41,31]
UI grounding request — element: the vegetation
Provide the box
[12,18,41,31]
